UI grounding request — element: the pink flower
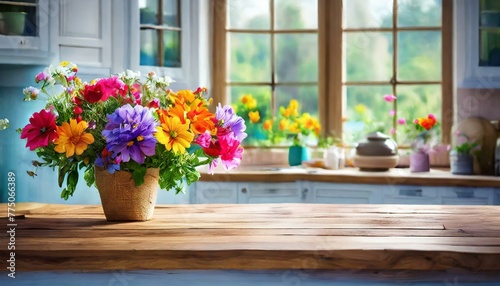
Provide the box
[428,113,436,120]
[20,109,58,151]
[383,94,397,103]
[388,110,396,116]
[195,131,212,149]
[218,133,244,170]
[397,118,406,125]
[390,128,395,135]
[35,71,50,83]
[413,119,419,124]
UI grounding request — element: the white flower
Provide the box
[0,118,9,130]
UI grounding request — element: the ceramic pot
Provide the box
[410,152,430,172]
[2,12,26,35]
[450,152,474,175]
[288,145,308,166]
[94,166,159,221]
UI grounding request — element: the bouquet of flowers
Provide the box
[402,113,439,153]
[260,99,321,146]
[19,62,246,200]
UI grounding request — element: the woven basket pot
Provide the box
[94,166,159,221]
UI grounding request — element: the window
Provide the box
[212,0,452,145]
[139,0,181,67]
[0,0,38,37]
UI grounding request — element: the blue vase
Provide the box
[288,146,308,166]
[450,152,474,175]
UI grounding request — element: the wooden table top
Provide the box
[1,203,500,272]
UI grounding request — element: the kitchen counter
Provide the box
[198,166,500,188]
[1,203,500,273]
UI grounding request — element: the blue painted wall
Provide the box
[0,65,189,204]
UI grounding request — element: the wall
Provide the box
[456,88,500,122]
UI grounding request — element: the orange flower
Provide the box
[54,119,94,157]
[186,100,216,134]
[263,119,273,130]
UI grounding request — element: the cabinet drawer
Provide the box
[315,188,372,204]
[383,186,441,205]
[242,182,303,203]
[194,182,238,204]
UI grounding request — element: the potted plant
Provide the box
[400,114,440,172]
[18,61,246,220]
[450,130,480,175]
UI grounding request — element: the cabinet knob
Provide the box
[241,188,247,193]
[302,188,309,200]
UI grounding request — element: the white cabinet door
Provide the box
[383,185,441,205]
[50,0,112,78]
[238,182,306,204]
[309,182,383,204]
[191,182,238,204]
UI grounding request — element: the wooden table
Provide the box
[1,203,500,274]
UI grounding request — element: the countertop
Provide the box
[1,203,499,272]
[198,166,500,188]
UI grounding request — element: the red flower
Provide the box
[81,83,104,103]
[20,109,58,151]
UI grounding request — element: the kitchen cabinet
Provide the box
[191,180,500,205]
[0,0,50,65]
[457,0,500,88]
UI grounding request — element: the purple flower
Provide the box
[102,104,157,164]
[215,104,247,142]
[94,149,121,174]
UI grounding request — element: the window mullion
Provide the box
[270,0,276,118]
[158,0,165,66]
[392,0,398,141]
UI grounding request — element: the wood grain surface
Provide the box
[1,203,499,271]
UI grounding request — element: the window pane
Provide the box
[344,85,393,144]
[398,31,441,81]
[227,0,270,30]
[275,85,319,116]
[140,0,159,25]
[275,34,318,83]
[479,30,500,66]
[345,32,393,82]
[396,84,442,143]
[274,0,317,30]
[140,29,159,66]
[0,1,37,36]
[228,33,271,82]
[398,0,442,27]
[162,0,179,27]
[343,0,392,29]
[163,31,180,67]
[230,86,272,145]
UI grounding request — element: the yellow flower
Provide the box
[155,115,194,154]
[263,119,273,131]
[248,111,260,123]
[354,104,367,115]
[279,118,289,131]
[59,61,70,67]
[245,97,257,109]
[54,119,95,158]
